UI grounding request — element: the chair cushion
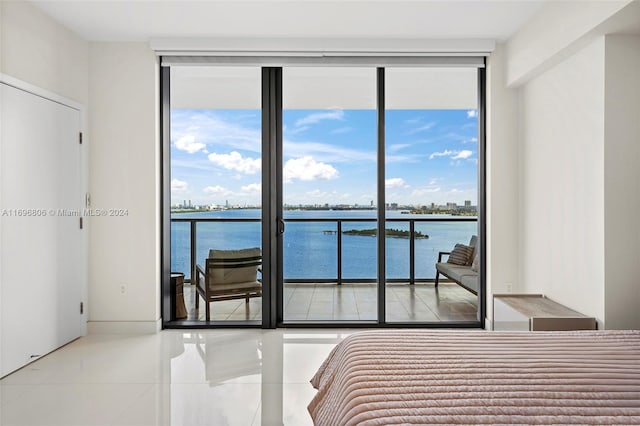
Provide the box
[468,235,478,265]
[460,273,479,293]
[207,247,261,286]
[471,253,479,272]
[446,244,474,265]
[436,263,474,283]
[208,247,261,260]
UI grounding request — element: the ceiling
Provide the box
[30,0,547,43]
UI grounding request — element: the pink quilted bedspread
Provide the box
[308,330,640,425]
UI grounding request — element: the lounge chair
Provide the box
[434,235,478,294]
[195,247,262,321]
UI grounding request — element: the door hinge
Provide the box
[80,302,84,315]
[79,132,83,144]
[80,217,83,229]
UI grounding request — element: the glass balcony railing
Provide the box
[171,217,477,284]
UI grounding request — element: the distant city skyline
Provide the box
[171,108,478,206]
[172,200,476,210]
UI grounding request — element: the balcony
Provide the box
[171,216,478,322]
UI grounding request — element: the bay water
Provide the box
[171,209,477,280]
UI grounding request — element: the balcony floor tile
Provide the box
[184,282,477,323]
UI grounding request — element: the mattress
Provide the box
[308,330,640,425]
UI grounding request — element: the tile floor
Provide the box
[0,329,359,426]
[186,282,479,322]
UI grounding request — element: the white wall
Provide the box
[505,0,630,87]
[518,38,606,324]
[88,43,160,332]
[485,43,519,325]
[2,3,161,333]
[0,0,89,341]
[0,1,88,105]
[498,0,640,329]
[603,35,640,329]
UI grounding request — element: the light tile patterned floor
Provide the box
[185,282,478,322]
[0,329,357,426]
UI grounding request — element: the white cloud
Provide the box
[467,110,478,118]
[284,156,339,182]
[386,154,420,163]
[284,140,375,163]
[388,143,411,153]
[295,110,344,127]
[283,139,420,165]
[171,178,188,193]
[208,151,261,174]
[241,183,261,192]
[174,135,205,154]
[385,177,409,189]
[203,185,231,196]
[407,122,436,135]
[171,111,261,154]
[452,150,473,160]
[171,158,219,172]
[429,149,474,160]
[429,150,455,160]
[285,125,310,136]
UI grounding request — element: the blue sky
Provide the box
[171,108,477,207]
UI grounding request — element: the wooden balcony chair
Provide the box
[195,247,262,321]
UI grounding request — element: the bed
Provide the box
[308,330,640,425]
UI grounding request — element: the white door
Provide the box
[1,82,83,377]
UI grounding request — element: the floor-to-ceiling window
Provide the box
[384,68,480,324]
[281,67,378,323]
[169,66,263,324]
[162,58,485,328]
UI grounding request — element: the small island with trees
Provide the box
[326,228,428,239]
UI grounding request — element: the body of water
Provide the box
[171,209,477,280]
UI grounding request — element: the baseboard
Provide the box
[88,319,161,334]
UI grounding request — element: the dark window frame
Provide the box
[160,60,487,329]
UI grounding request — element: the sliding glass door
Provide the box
[162,59,484,328]
[169,66,263,324]
[384,68,480,324]
[281,67,378,323]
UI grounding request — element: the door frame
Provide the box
[0,74,87,375]
[262,67,282,329]
[160,60,486,329]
